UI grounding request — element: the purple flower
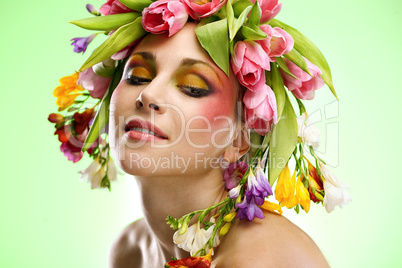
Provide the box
[236,196,265,221]
[70,34,96,54]
[235,167,273,221]
[86,4,100,15]
[223,161,248,190]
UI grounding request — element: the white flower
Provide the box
[319,162,352,213]
[107,158,117,182]
[79,157,105,189]
[297,113,320,150]
[173,217,220,256]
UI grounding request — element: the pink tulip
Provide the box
[99,0,133,15]
[258,25,294,60]
[141,0,188,37]
[281,58,325,100]
[231,40,270,92]
[250,0,282,23]
[78,68,113,99]
[182,0,227,20]
[243,85,277,135]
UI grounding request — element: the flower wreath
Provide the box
[48,0,351,266]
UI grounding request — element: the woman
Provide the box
[49,0,351,267]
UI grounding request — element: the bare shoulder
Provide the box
[213,211,329,268]
[108,218,149,268]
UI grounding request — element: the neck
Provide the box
[134,168,228,260]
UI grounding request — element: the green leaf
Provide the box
[248,0,262,28]
[79,17,146,72]
[233,0,252,17]
[268,94,298,185]
[275,57,297,79]
[283,48,311,75]
[195,18,230,75]
[69,12,140,31]
[226,0,235,40]
[269,19,337,99]
[82,62,125,152]
[270,64,286,121]
[241,25,267,40]
[230,6,252,41]
[119,0,153,12]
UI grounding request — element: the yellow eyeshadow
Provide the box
[129,66,152,79]
[177,73,208,90]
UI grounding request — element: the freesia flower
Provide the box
[99,0,133,15]
[231,40,270,92]
[182,0,227,20]
[228,184,241,199]
[306,159,324,203]
[274,164,298,208]
[79,156,117,189]
[319,161,352,213]
[173,218,220,256]
[79,156,103,188]
[236,167,272,221]
[86,4,101,15]
[61,139,84,163]
[53,73,84,111]
[165,249,212,268]
[236,195,265,221]
[260,200,283,215]
[223,161,248,190]
[70,34,96,54]
[48,113,65,124]
[73,108,94,135]
[281,57,325,100]
[297,113,320,150]
[295,177,311,212]
[78,67,113,99]
[243,85,277,135]
[250,0,282,23]
[142,0,189,37]
[258,25,294,60]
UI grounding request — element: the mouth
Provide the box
[124,119,168,140]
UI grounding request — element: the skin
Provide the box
[108,23,329,268]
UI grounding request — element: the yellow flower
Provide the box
[219,222,231,236]
[275,164,298,208]
[53,72,84,111]
[223,212,237,222]
[296,176,311,213]
[260,200,283,215]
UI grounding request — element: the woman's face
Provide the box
[109,23,242,177]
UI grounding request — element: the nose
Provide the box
[135,79,167,114]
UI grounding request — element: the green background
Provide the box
[1,0,401,267]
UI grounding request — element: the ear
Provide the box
[222,126,250,163]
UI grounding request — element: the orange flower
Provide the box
[165,249,212,268]
[53,73,84,111]
[260,200,283,215]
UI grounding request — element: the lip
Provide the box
[124,119,168,142]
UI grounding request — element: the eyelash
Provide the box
[125,69,213,98]
[178,85,212,98]
[126,75,152,85]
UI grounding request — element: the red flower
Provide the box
[307,160,323,203]
[73,108,94,135]
[165,250,212,268]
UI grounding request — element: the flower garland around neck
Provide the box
[48,0,351,266]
